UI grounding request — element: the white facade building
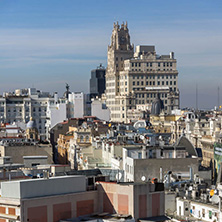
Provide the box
[0,88,69,141]
[105,22,180,123]
[45,101,67,140]
[68,92,91,118]
[91,98,110,121]
[176,197,220,221]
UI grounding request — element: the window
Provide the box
[137,81,139,85]
[141,81,144,85]
[133,81,135,85]
[158,81,160,85]
[158,62,160,67]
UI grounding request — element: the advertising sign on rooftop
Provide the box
[214,143,222,172]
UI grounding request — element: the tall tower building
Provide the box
[105,22,180,123]
[90,64,106,99]
[106,22,134,121]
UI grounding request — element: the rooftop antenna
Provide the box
[196,83,198,111]
[218,86,220,109]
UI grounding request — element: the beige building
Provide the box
[0,143,52,164]
[105,22,180,123]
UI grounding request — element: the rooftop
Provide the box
[1,175,86,199]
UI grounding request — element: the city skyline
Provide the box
[0,0,222,109]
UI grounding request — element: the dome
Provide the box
[26,117,36,129]
[151,94,164,115]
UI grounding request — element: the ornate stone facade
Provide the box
[105,22,180,123]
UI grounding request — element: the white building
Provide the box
[68,92,91,118]
[0,88,70,141]
[176,197,220,221]
[105,22,179,123]
[91,98,110,121]
[0,88,57,140]
[45,97,67,140]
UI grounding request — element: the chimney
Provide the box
[142,146,146,159]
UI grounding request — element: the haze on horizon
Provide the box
[0,0,222,110]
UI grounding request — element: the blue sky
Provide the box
[0,0,222,109]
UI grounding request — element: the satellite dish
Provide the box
[140,135,145,140]
[141,176,146,182]
[188,186,193,191]
[211,195,220,204]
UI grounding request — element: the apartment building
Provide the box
[0,88,62,141]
